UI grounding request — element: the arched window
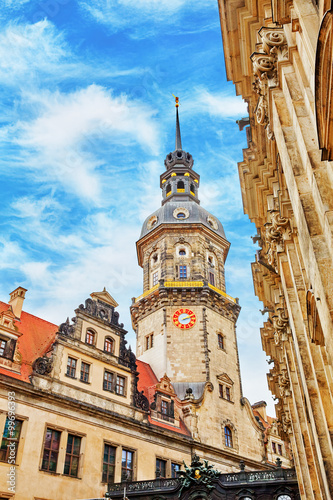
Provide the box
[177,181,185,192]
[85,329,95,345]
[277,496,292,500]
[104,337,114,354]
[217,334,224,349]
[177,213,185,218]
[190,183,195,195]
[166,184,171,196]
[179,249,186,256]
[224,426,233,447]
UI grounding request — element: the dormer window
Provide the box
[0,340,7,357]
[104,337,114,354]
[85,330,95,345]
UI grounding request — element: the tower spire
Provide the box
[175,97,182,151]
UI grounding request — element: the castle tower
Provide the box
[131,98,241,386]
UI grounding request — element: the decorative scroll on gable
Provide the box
[315,3,333,161]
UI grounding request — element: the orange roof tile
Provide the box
[0,301,58,383]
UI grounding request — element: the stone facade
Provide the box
[218,0,333,498]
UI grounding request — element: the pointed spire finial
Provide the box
[173,95,182,151]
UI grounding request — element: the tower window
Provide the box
[179,249,186,256]
[177,180,185,190]
[190,184,195,195]
[177,213,185,218]
[219,385,223,398]
[166,184,171,196]
[217,334,224,349]
[152,271,159,286]
[225,387,231,401]
[145,333,154,350]
[209,272,215,286]
[224,426,233,448]
[152,253,158,263]
[179,265,187,278]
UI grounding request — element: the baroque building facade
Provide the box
[0,108,295,500]
[218,0,333,498]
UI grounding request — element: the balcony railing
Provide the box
[134,281,236,304]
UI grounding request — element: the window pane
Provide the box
[41,428,61,472]
[171,463,180,478]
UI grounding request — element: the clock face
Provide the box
[173,308,196,329]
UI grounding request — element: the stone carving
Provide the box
[78,297,124,328]
[272,304,290,346]
[119,344,136,371]
[133,390,149,412]
[264,211,291,271]
[58,317,76,337]
[278,369,292,398]
[178,454,220,496]
[33,355,53,375]
[251,27,287,139]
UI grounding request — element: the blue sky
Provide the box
[0,0,274,413]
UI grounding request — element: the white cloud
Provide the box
[80,0,215,31]
[0,20,68,85]
[6,85,160,202]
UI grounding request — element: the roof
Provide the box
[140,201,226,239]
[0,301,58,383]
[136,359,191,436]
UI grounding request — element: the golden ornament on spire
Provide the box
[172,94,179,107]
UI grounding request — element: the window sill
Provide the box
[39,469,60,476]
[79,379,91,384]
[65,374,77,380]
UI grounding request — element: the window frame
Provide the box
[0,417,23,464]
[41,427,61,473]
[224,426,233,448]
[0,339,7,357]
[80,361,90,383]
[156,457,167,478]
[66,356,77,378]
[209,272,215,286]
[102,442,116,484]
[85,329,95,346]
[63,433,81,478]
[103,370,114,392]
[171,462,181,478]
[121,448,134,481]
[115,375,126,396]
[179,265,187,279]
[152,271,159,286]
[217,333,224,350]
[104,337,114,354]
[145,333,154,350]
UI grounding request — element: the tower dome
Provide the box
[140,98,226,241]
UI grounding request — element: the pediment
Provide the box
[216,373,234,385]
[0,308,18,331]
[90,288,118,308]
[155,373,176,396]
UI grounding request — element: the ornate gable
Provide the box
[216,373,234,385]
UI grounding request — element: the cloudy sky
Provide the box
[0,0,274,413]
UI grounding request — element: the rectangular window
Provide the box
[179,265,187,279]
[272,442,276,454]
[41,428,61,472]
[0,418,22,463]
[102,444,116,484]
[64,434,81,477]
[121,449,133,481]
[209,272,215,286]
[103,371,113,392]
[145,333,154,350]
[0,339,7,357]
[66,357,77,378]
[80,362,90,383]
[161,400,168,415]
[156,458,166,478]
[225,387,231,401]
[116,375,126,396]
[152,271,159,286]
[219,385,223,398]
[278,444,282,455]
[171,462,181,478]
